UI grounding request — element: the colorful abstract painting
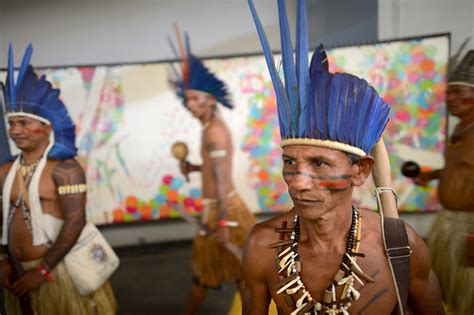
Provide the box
[7,34,447,224]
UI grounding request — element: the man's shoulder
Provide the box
[0,161,14,181]
[360,208,423,252]
[47,158,86,183]
[205,119,230,138]
[359,208,383,238]
[47,157,82,169]
[0,161,14,171]
[246,212,290,249]
[243,212,290,275]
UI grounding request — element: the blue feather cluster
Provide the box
[1,45,77,160]
[248,0,391,154]
[168,32,233,109]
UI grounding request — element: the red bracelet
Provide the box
[217,220,239,228]
[38,263,55,282]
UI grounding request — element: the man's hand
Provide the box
[1,260,12,289]
[214,227,231,245]
[180,160,197,181]
[413,171,435,186]
[11,268,46,298]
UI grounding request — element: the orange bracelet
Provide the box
[38,264,55,282]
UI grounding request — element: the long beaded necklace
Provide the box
[7,156,41,232]
[19,157,40,178]
[274,207,374,314]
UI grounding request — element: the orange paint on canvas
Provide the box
[420,59,435,72]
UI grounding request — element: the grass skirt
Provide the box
[192,194,256,288]
[428,209,474,315]
[5,259,117,315]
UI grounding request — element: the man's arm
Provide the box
[206,126,232,222]
[242,225,271,315]
[42,159,87,270]
[413,169,441,186]
[0,163,12,289]
[405,224,445,314]
[11,159,87,297]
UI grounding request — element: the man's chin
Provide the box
[294,206,326,219]
[14,143,31,152]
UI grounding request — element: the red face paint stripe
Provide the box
[318,178,352,189]
[462,97,474,105]
[28,128,48,135]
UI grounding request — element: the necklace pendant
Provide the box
[323,288,332,303]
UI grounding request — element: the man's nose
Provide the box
[288,169,313,193]
[9,125,21,135]
[446,92,455,103]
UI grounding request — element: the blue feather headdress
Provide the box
[248,0,390,156]
[1,44,77,160]
[168,26,233,109]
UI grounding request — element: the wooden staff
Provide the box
[370,138,398,218]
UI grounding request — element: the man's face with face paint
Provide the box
[184,90,216,120]
[282,145,372,220]
[8,116,51,152]
[446,85,474,118]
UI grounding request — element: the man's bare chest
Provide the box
[267,241,398,314]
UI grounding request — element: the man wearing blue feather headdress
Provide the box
[242,1,444,314]
[168,27,256,314]
[0,45,117,314]
[412,48,474,315]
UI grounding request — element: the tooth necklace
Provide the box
[271,207,374,314]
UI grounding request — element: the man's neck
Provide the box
[298,205,353,250]
[21,143,49,164]
[458,110,474,127]
[200,112,216,127]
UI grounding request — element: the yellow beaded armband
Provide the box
[57,184,87,195]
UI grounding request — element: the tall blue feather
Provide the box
[184,32,191,59]
[309,45,330,139]
[16,44,33,92]
[167,36,180,59]
[296,0,309,137]
[277,0,299,136]
[249,2,392,154]
[248,0,291,136]
[7,45,16,111]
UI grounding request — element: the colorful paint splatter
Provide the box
[240,72,289,212]
[111,175,203,222]
[328,39,446,211]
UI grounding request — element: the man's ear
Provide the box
[44,124,53,136]
[206,94,217,107]
[352,156,375,187]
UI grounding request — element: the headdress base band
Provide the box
[7,112,52,126]
[447,81,474,88]
[281,138,367,157]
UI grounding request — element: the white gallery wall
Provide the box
[0,0,293,67]
[379,0,474,54]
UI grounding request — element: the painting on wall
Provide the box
[4,34,449,224]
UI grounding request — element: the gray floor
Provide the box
[110,241,237,315]
[0,241,237,315]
